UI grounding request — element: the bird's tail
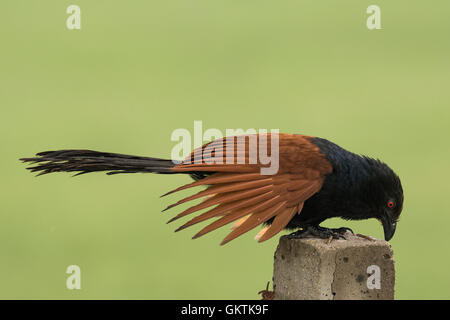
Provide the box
[20,150,177,176]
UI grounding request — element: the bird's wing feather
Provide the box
[164,133,332,244]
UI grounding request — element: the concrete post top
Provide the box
[278,232,393,252]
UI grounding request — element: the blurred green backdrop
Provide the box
[1,0,449,299]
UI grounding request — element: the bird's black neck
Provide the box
[308,137,378,221]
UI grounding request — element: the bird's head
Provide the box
[362,158,404,241]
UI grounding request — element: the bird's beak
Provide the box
[381,215,396,241]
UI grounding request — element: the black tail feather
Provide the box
[20,150,176,176]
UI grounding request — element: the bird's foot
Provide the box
[287,226,354,240]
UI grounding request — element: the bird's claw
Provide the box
[330,227,354,235]
[287,226,353,241]
[356,233,376,241]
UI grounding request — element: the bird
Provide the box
[20,133,403,245]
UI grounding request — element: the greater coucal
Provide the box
[20,133,404,244]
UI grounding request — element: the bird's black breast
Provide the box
[284,137,365,229]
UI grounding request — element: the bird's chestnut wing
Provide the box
[164,133,332,244]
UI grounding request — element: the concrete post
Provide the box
[273,232,395,300]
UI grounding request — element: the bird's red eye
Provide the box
[387,201,395,208]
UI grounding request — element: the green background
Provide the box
[1,1,449,299]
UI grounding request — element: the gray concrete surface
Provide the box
[273,232,395,300]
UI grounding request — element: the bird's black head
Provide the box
[358,157,404,241]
